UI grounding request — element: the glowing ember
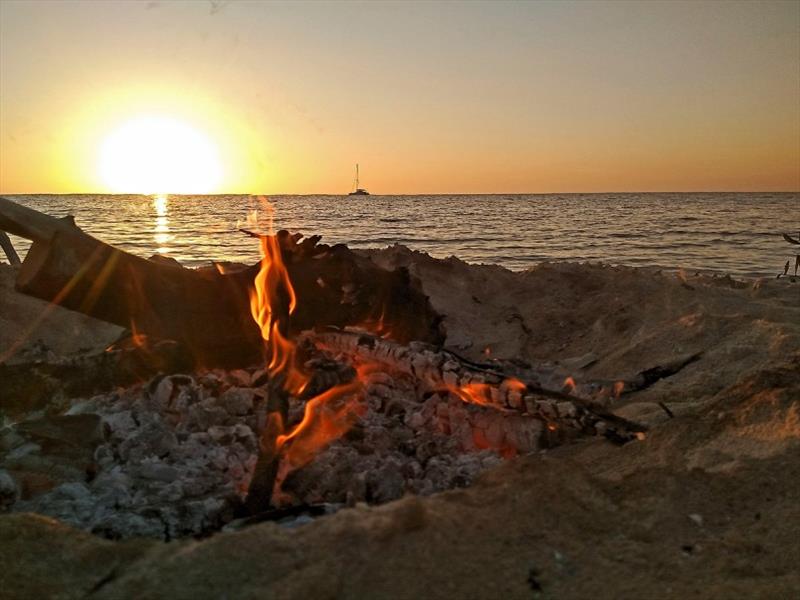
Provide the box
[448,382,497,407]
[356,307,394,339]
[129,320,148,349]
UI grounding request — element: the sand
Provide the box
[1,253,799,599]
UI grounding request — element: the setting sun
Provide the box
[98,115,223,194]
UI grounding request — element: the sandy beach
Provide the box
[1,246,798,599]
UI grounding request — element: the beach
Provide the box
[1,240,798,598]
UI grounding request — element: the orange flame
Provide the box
[358,306,394,339]
[448,382,495,407]
[248,201,304,393]
[563,376,576,393]
[505,378,527,393]
[247,200,367,499]
[447,377,527,409]
[276,381,364,470]
[250,232,297,342]
[129,320,148,349]
[266,323,308,395]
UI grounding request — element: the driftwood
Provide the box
[0,230,20,266]
[0,197,443,367]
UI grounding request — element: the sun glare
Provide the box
[98,115,223,194]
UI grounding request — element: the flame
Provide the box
[563,376,576,394]
[249,231,297,343]
[276,381,364,470]
[248,201,304,392]
[130,320,148,349]
[612,380,625,400]
[358,306,394,339]
[265,322,308,395]
[505,378,527,393]
[247,200,366,501]
[446,377,527,409]
[449,382,495,407]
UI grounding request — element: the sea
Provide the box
[4,193,798,278]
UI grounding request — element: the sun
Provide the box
[98,115,223,194]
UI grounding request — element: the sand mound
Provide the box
[367,246,800,423]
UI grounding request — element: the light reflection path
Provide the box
[153,194,171,254]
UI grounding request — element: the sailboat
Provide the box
[348,163,370,196]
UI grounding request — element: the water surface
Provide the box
[5,193,798,278]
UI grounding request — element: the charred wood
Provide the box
[302,330,646,444]
[0,197,443,367]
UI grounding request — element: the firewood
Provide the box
[0,197,443,367]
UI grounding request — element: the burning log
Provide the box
[242,228,444,344]
[0,197,443,367]
[305,329,646,444]
[239,329,647,513]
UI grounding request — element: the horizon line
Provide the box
[1,190,798,197]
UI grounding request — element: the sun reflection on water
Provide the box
[153,194,171,254]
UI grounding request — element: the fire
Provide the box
[358,306,394,339]
[275,381,364,470]
[247,203,307,393]
[249,228,297,342]
[563,376,576,393]
[505,378,527,393]
[129,320,148,349]
[266,322,308,395]
[247,200,364,501]
[445,376,527,409]
[448,382,496,407]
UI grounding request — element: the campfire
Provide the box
[0,197,645,539]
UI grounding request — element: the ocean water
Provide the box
[4,193,798,278]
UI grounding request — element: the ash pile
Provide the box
[0,326,645,541]
[0,342,542,540]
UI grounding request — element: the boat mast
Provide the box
[355,163,360,190]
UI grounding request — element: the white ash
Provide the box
[6,361,544,540]
[10,372,264,540]
[279,369,541,506]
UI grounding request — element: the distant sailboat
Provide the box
[349,163,370,196]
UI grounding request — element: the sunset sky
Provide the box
[1,0,798,194]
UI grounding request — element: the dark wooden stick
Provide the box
[0,230,21,266]
[243,378,289,514]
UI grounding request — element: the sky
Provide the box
[0,0,798,194]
